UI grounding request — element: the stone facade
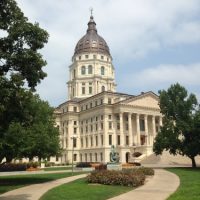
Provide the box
[54,15,162,164]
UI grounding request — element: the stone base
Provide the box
[107,163,122,171]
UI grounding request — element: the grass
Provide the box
[40,178,132,200]
[167,168,200,200]
[43,166,72,171]
[0,172,84,195]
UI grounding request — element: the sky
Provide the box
[16,0,200,107]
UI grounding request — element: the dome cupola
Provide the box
[74,15,111,56]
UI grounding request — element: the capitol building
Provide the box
[54,14,162,164]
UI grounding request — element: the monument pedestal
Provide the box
[107,163,122,171]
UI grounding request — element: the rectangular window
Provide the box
[109,122,112,130]
[100,152,103,161]
[73,139,77,148]
[109,135,112,145]
[108,98,112,104]
[81,138,83,147]
[85,55,89,59]
[86,105,88,110]
[101,115,103,120]
[89,87,92,94]
[101,135,103,146]
[73,107,77,112]
[95,101,98,106]
[140,119,145,131]
[126,124,129,131]
[74,127,77,134]
[86,126,88,133]
[117,123,120,130]
[96,136,98,146]
[74,121,77,125]
[101,55,104,59]
[101,123,103,130]
[117,135,120,145]
[86,138,88,147]
[91,137,93,146]
[82,87,85,95]
[96,124,98,131]
[126,136,129,145]
[90,102,93,108]
[73,154,77,161]
[90,125,93,132]
[109,115,112,120]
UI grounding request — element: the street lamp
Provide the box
[70,135,77,175]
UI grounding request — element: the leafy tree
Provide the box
[0,0,48,89]
[0,1,60,163]
[153,83,200,168]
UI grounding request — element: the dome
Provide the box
[74,15,111,56]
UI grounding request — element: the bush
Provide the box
[76,162,91,168]
[132,152,142,157]
[45,162,55,167]
[95,163,107,171]
[122,167,154,176]
[87,170,145,187]
[27,161,40,168]
[0,163,27,172]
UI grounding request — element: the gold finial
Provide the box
[89,7,93,16]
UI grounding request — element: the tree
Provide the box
[0,1,60,163]
[153,83,200,168]
[0,0,48,89]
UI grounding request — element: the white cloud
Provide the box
[122,63,200,101]
[15,0,200,105]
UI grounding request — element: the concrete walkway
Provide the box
[108,169,180,200]
[0,169,180,200]
[0,173,87,200]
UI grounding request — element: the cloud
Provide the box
[122,63,200,100]
[15,0,200,106]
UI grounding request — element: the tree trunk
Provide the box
[191,156,196,168]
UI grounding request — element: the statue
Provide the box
[110,145,120,163]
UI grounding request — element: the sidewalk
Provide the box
[0,169,180,200]
[0,173,87,200]
[108,169,180,200]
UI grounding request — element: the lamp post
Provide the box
[71,135,77,175]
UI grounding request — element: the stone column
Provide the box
[136,114,140,145]
[119,113,124,146]
[159,116,163,127]
[151,116,156,144]
[144,115,149,145]
[128,113,133,146]
[104,114,109,147]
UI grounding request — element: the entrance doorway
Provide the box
[125,152,130,163]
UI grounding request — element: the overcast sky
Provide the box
[17,0,200,106]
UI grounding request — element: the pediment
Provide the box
[124,93,159,109]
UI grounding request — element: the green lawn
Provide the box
[40,178,132,200]
[167,168,200,200]
[44,166,72,171]
[0,172,83,195]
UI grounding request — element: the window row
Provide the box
[79,152,103,162]
[81,66,105,75]
[78,54,109,61]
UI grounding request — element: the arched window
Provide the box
[101,66,105,75]
[81,66,86,75]
[101,86,105,92]
[88,65,93,74]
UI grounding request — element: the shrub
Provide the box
[95,163,107,171]
[87,170,145,187]
[0,163,27,172]
[27,161,40,168]
[76,162,91,168]
[122,167,154,176]
[132,152,142,157]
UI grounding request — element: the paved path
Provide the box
[108,169,180,200]
[0,174,87,200]
[0,169,180,200]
